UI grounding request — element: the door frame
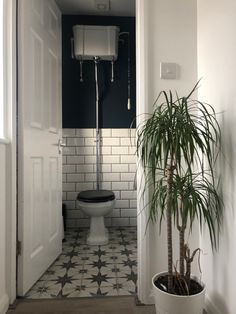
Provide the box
[6,0,151,305]
[5,0,17,305]
[136,0,152,305]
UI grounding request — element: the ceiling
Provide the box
[55,0,135,16]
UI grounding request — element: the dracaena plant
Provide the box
[137,82,223,294]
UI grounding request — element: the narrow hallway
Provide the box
[26,227,137,298]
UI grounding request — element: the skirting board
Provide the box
[205,295,222,314]
[0,293,9,314]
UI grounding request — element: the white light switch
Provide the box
[160,62,178,79]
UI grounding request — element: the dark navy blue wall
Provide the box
[62,15,136,129]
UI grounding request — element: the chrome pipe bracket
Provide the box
[80,59,84,82]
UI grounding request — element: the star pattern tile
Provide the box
[26,227,137,299]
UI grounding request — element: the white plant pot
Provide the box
[152,272,206,314]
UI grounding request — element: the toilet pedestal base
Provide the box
[87,216,109,245]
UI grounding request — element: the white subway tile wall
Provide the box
[62,129,137,228]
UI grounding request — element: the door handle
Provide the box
[58,139,66,154]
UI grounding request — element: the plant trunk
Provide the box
[184,247,200,292]
[166,164,174,292]
[185,259,191,289]
[179,227,185,277]
[167,207,173,291]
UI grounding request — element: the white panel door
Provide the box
[17,0,62,296]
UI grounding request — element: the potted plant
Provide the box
[137,82,223,314]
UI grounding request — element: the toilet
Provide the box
[77,190,115,245]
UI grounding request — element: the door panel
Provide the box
[30,157,44,252]
[32,0,43,23]
[17,0,62,296]
[48,49,58,133]
[30,30,44,128]
[48,157,60,240]
[48,5,59,39]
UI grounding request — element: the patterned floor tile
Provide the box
[102,253,127,264]
[83,255,105,265]
[126,246,137,252]
[62,289,82,298]
[132,265,137,274]
[117,277,136,294]
[54,254,70,266]
[117,287,136,296]
[97,286,119,296]
[62,280,83,298]
[79,287,100,297]
[98,244,114,252]
[70,255,89,265]
[67,266,85,279]
[80,278,100,289]
[98,265,116,276]
[26,227,137,299]
[26,281,62,299]
[114,265,132,276]
[39,266,67,281]
[80,268,100,280]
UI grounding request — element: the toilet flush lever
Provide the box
[58,139,66,154]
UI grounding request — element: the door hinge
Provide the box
[16,240,22,256]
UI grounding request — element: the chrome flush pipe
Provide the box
[119,32,131,110]
[94,57,101,190]
[111,59,114,82]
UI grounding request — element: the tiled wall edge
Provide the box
[62,128,137,228]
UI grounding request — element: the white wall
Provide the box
[198,1,236,313]
[146,0,198,99]
[137,0,198,304]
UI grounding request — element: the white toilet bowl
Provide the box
[77,190,115,245]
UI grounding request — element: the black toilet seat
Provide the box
[77,190,115,203]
